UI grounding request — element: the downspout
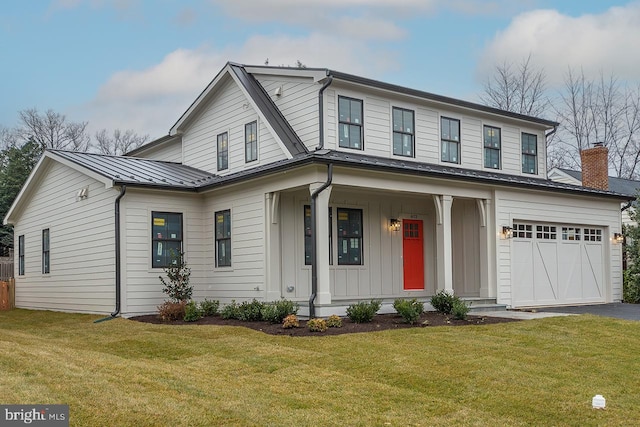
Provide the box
[309,164,332,318]
[316,76,333,150]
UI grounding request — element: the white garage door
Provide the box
[512,223,605,307]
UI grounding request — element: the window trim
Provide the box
[521,132,538,175]
[245,121,258,163]
[42,229,50,274]
[215,209,232,268]
[441,116,461,164]
[483,125,501,169]
[217,131,229,171]
[336,207,363,266]
[18,234,25,276]
[151,212,183,269]
[392,106,415,158]
[338,95,364,150]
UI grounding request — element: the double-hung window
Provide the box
[338,96,363,150]
[245,121,257,163]
[392,107,415,157]
[521,133,537,174]
[217,132,228,171]
[18,235,25,276]
[42,229,50,274]
[337,208,363,265]
[441,117,460,163]
[484,125,501,169]
[151,212,183,268]
[215,210,231,267]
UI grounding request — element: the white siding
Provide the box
[12,161,117,314]
[133,140,182,162]
[181,76,287,175]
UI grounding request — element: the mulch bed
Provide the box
[130,312,520,337]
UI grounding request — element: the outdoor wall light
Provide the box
[502,226,513,239]
[389,218,401,232]
[613,232,624,244]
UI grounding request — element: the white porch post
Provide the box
[264,192,282,301]
[478,199,491,298]
[434,195,454,293]
[310,183,333,305]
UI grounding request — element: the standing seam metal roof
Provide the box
[558,168,640,197]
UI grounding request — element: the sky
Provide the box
[1,0,638,141]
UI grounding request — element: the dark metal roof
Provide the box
[50,150,215,190]
[228,64,308,156]
[559,168,640,197]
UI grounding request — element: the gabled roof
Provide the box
[556,168,640,197]
[125,134,179,157]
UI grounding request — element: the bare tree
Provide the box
[17,108,91,152]
[95,128,149,156]
[480,54,549,117]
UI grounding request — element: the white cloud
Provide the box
[477,4,640,87]
[82,34,398,138]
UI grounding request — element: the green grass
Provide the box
[1,309,638,426]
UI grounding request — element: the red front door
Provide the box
[403,219,424,290]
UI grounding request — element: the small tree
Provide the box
[159,250,192,302]
[623,202,640,303]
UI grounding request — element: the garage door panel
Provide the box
[533,242,558,301]
[559,243,581,300]
[513,241,534,303]
[582,244,604,299]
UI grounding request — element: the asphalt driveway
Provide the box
[538,303,640,321]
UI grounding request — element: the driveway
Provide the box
[537,303,640,321]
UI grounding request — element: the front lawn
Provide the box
[0,309,637,426]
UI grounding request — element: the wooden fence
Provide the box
[1,279,15,310]
[0,256,13,281]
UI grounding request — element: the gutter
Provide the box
[317,76,333,150]
[622,201,633,212]
[309,164,332,318]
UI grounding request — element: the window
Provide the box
[151,212,183,268]
[513,223,532,239]
[338,96,363,150]
[217,132,228,171]
[562,227,581,241]
[245,121,257,163]
[392,107,414,157]
[536,225,557,240]
[522,133,537,174]
[215,210,231,267]
[42,229,50,274]
[304,205,333,266]
[484,125,501,169]
[441,117,460,163]
[18,235,24,276]
[584,228,602,242]
[337,208,363,265]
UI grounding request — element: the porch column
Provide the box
[264,192,282,301]
[310,183,333,305]
[478,199,491,298]
[434,195,454,293]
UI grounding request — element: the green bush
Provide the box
[282,314,299,329]
[393,298,424,324]
[346,300,382,323]
[184,301,203,322]
[451,299,470,320]
[623,270,640,303]
[326,314,343,328]
[159,250,192,302]
[157,301,187,322]
[221,300,241,320]
[307,318,328,332]
[261,298,299,323]
[200,299,220,316]
[237,299,265,321]
[430,290,455,314]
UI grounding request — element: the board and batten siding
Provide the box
[495,189,623,306]
[120,190,205,316]
[181,75,287,175]
[12,161,118,314]
[322,85,548,177]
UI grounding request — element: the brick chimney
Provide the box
[580,143,609,190]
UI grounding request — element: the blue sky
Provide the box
[1,0,637,140]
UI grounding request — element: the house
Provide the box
[3,62,633,317]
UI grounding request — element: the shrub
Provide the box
[451,298,470,320]
[346,300,382,323]
[159,250,192,302]
[282,314,299,329]
[184,301,203,322]
[261,298,299,323]
[623,270,640,303]
[200,299,220,316]
[221,300,241,320]
[326,314,343,328]
[393,298,424,324]
[237,299,265,321]
[157,301,187,322]
[430,290,455,314]
[307,318,328,332]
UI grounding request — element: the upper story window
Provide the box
[42,229,50,274]
[152,212,183,268]
[337,208,363,265]
[18,235,24,276]
[441,117,460,164]
[217,132,228,171]
[392,107,414,157]
[483,125,501,169]
[338,96,363,150]
[245,121,257,163]
[215,210,231,267]
[521,133,537,174]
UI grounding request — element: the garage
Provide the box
[511,222,605,307]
